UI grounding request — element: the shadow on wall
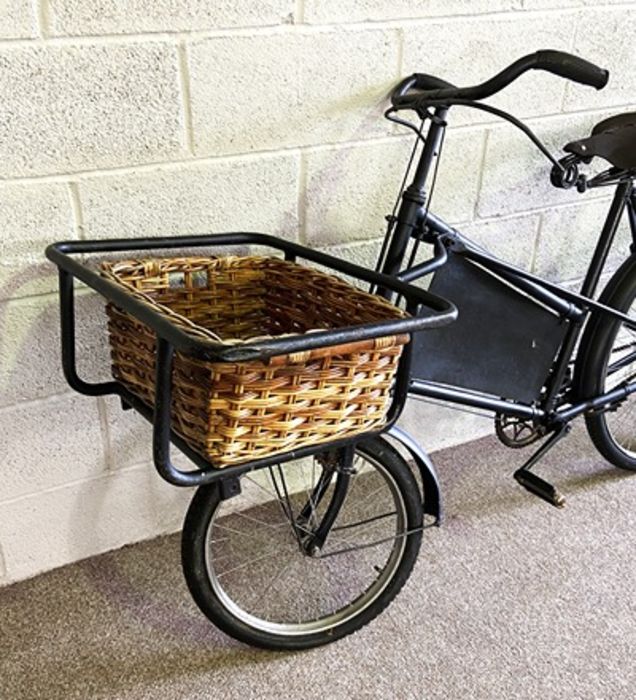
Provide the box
[0,260,57,301]
[0,263,112,408]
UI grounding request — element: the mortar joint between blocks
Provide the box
[34,0,50,39]
[530,212,545,275]
[177,41,196,156]
[560,8,583,113]
[473,130,490,220]
[294,0,305,24]
[297,150,308,246]
[96,397,116,472]
[67,182,86,240]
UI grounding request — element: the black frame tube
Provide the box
[628,191,636,252]
[409,379,544,420]
[580,181,632,298]
[555,382,636,423]
[446,230,636,331]
[396,237,448,283]
[59,268,120,397]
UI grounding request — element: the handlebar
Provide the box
[391,50,609,110]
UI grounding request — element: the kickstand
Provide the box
[513,423,571,508]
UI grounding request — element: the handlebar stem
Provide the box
[377,107,448,293]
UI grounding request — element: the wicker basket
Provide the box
[101,256,409,468]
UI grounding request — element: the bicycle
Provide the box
[46,50,636,651]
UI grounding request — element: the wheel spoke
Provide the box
[229,509,292,531]
[215,547,291,579]
[248,553,297,610]
[608,347,636,375]
[243,473,278,501]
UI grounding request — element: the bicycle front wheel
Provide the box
[181,437,423,650]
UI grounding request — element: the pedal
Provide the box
[513,469,566,508]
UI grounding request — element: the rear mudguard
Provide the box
[387,425,443,525]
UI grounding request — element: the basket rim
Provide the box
[101,254,409,351]
[47,232,456,364]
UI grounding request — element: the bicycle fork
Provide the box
[299,445,356,557]
[260,446,356,557]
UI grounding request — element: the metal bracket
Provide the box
[219,476,242,501]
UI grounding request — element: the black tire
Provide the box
[577,255,636,470]
[181,437,423,650]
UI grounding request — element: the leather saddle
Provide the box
[564,112,636,170]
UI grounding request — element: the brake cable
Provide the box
[414,97,566,173]
[384,107,427,144]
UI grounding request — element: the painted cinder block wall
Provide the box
[1,1,635,585]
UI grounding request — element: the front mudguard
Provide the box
[387,425,443,525]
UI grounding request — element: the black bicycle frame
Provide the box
[380,107,636,425]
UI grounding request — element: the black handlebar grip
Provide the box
[534,50,609,90]
[390,73,457,108]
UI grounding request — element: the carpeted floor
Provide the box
[2,425,635,700]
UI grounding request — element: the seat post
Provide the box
[580,180,632,299]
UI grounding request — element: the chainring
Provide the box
[495,414,545,448]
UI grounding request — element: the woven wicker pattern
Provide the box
[102,256,408,468]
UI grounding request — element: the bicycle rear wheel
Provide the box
[181,437,423,650]
[578,256,636,469]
